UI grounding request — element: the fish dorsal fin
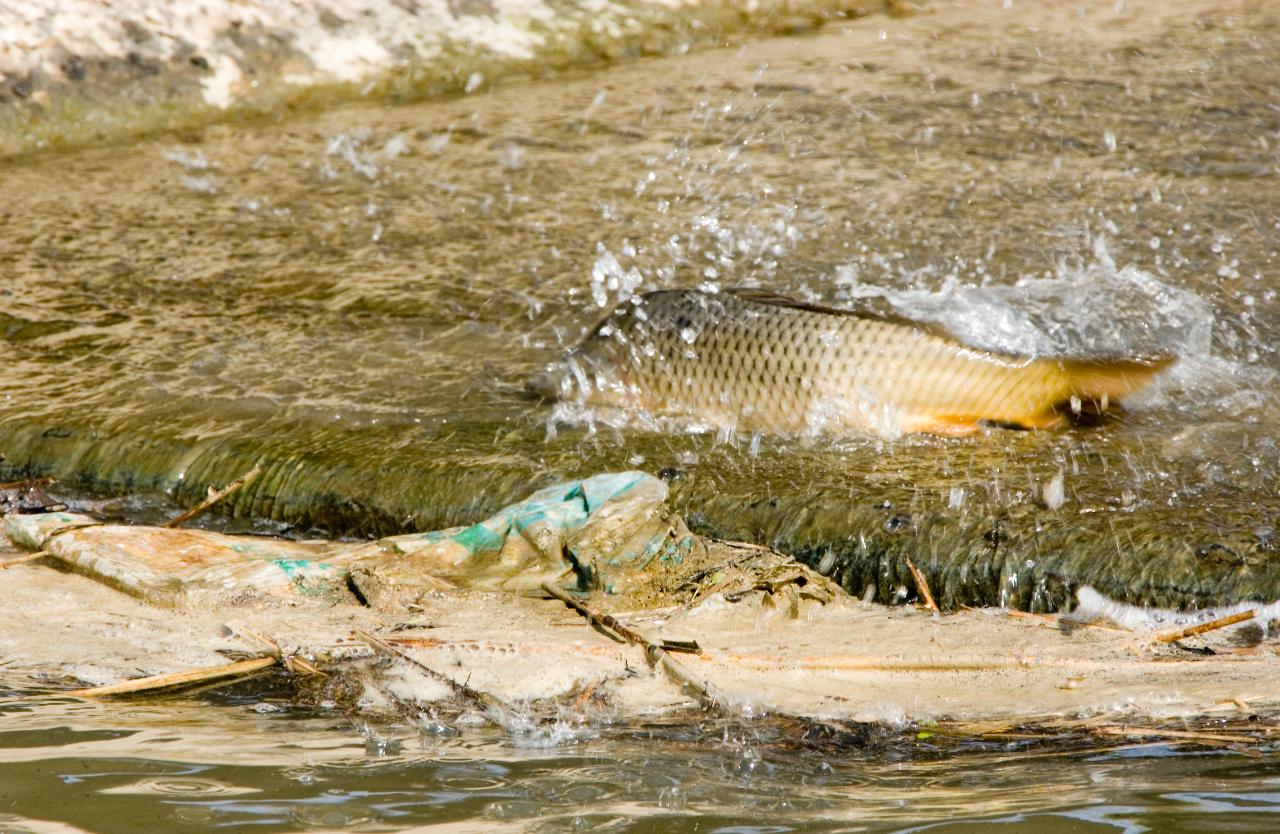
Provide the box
[722,287,1176,368]
[723,287,967,346]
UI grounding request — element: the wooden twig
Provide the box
[903,556,938,613]
[540,582,736,715]
[356,629,515,717]
[0,551,50,570]
[1154,609,1256,644]
[165,464,262,528]
[65,656,278,697]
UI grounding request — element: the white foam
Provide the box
[1074,586,1280,636]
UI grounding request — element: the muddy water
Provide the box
[2,690,1279,833]
[3,0,1278,611]
[1,1,1278,594]
[1,0,1280,827]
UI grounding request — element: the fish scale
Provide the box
[549,289,1173,436]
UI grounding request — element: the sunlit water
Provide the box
[2,0,1277,609]
[3,689,1279,834]
[1,0,1279,829]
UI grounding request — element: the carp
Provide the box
[538,288,1175,436]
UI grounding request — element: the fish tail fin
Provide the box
[1063,355,1176,399]
[1055,355,1176,418]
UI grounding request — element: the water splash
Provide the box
[830,237,1213,363]
[1074,586,1280,636]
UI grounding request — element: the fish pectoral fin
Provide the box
[899,414,983,437]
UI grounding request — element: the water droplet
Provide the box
[1042,470,1065,510]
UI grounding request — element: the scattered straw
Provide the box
[1097,725,1258,745]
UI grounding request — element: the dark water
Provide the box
[2,0,1279,829]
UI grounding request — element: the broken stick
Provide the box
[1154,609,1256,644]
[165,464,262,528]
[904,556,939,613]
[540,581,737,715]
[66,656,279,698]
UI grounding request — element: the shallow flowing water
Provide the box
[3,1,1279,613]
[2,689,1279,834]
[1,0,1278,828]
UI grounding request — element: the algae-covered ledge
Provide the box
[0,0,900,157]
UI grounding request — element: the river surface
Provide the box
[2,0,1278,829]
[3,691,1279,833]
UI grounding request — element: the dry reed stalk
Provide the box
[701,653,1030,672]
[541,581,736,715]
[1154,609,1256,644]
[0,551,49,570]
[66,656,278,697]
[994,609,1129,633]
[903,556,938,613]
[165,464,262,528]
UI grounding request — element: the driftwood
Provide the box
[232,624,325,677]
